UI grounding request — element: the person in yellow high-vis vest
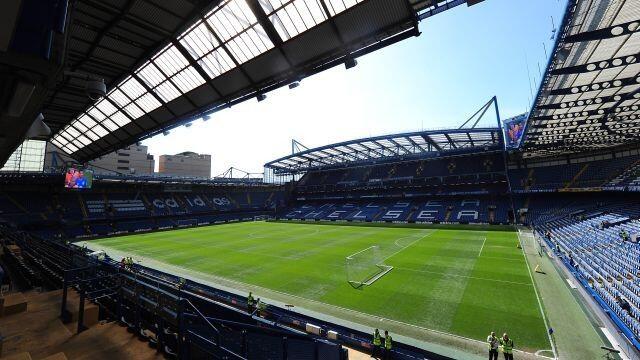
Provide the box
[383,330,393,360]
[256,298,266,317]
[500,333,514,360]
[247,292,255,313]
[371,328,382,359]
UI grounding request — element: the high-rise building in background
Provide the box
[45,143,154,175]
[90,144,155,175]
[158,152,211,178]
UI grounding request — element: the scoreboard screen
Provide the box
[503,113,528,149]
[64,168,93,189]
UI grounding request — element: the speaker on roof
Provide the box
[345,57,357,69]
[6,81,35,117]
[556,47,571,63]
[25,113,51,139]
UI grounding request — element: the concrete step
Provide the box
[0,290,162,360]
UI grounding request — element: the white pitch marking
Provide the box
[517,230,557,359]
[478,236,487,257]
[383,230,435,262]
[600,327,631,360]
[394,266,532,286]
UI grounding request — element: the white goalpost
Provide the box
[345,245,393,289]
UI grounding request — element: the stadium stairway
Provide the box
[362,167,373,182]
[173,195,188,213]
[101,193,109,211]
[444,207,452,222]
[564,163,590,189]
[266,191,275,205]
[405,209,415,222]
[386,164,397,179]
[608,160,640,186]
[140,193,156,216]
[77,194,88,219]
[2,194,28,216]
[227,194,240,210]
[415,161,424,176]
[0,289,163,360]
[524,169,535,191]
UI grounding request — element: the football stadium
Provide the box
[0,0,639,359]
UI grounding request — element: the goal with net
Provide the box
[253,215,270,221]
[345,245,393,289]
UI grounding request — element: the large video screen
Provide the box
[65,168,93,189]
[503,113,528,149]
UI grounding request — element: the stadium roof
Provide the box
[264,128,502,174]
[521,0,640,158]
[44,0,484,163]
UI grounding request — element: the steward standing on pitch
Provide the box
[383,330,393,360]
[500,333,514,360]
[487,331,499,360]
[371,328,382,359]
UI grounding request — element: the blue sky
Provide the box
[143,0,568,176]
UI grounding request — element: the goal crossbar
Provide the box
[346,246,393,288]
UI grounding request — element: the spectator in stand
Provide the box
[620,229,630,242]
[617,296,632,314]
[569,253,575,267]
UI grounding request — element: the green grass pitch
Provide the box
[83,221,550,351]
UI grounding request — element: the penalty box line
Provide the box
[346,245,379,260]
[382,230,437,263]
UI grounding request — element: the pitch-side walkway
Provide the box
[517,228,626,360]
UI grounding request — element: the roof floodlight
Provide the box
[345,57,358,69]
[556,47,570,63]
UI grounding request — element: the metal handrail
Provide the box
[182,298,246,359]
[182,298,221,341]
[185,329,246,360]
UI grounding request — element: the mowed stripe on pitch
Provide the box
[450,231,549,350]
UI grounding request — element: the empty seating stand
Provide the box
[535,203,640,347]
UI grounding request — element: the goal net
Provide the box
[253,215,270,221]
[345,245,393,289]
